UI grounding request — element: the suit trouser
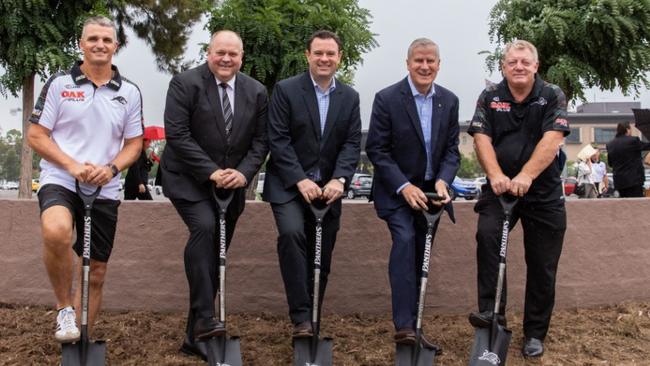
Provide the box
[379,204,439,331]
[271,197,340,325]
[475,194,566,340]
[618,185,645,198]
[169,197,239,341]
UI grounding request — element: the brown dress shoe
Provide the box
[394,329,416,345]
[292,321,313,338]
[193,317,225,340]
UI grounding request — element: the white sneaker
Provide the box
[55,306,80,343]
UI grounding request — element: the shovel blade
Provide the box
[204,336,242,366]
[395,343,436,366]
[468,326,511,366]
[292,337,333,366]
[61,340,106,366]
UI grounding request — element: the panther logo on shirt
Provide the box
[112,96,127,105]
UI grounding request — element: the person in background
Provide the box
[606,122,650,198]
[124,138,153,200]
[590,151,608,196]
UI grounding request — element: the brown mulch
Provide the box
[1,302,649,365]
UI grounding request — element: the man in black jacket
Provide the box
[124,139,153,200]
[263,30,361,337]
[607,122,650,197]
[160,30,268,360]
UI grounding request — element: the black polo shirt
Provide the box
[468,75,570,202]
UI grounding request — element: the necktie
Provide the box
[219,82,233,140]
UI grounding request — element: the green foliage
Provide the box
[485,0,650,102]
[458,152,484,178]
[0,129,35,180]
[208,0,377,91]
[107,0,212,73]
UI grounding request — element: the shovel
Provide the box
[293,198,333,366]
[468,195,518,366]
[395,192,445,366]
[201,188,242,366]
[62,181,106,366]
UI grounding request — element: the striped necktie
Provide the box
[219,82,233,140]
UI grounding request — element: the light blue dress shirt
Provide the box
[397,76,436,193]
[310,74,337,181]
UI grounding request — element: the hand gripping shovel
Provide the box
[395,193,445,366]
[62,181,106,366]
[293,198,333,366]
[468,195,518,366]
[202,188,242,366]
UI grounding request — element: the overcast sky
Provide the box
[1,0,649,134]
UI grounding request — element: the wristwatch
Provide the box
[106,163,119,178]
[337,177,346,185]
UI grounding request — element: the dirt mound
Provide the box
[1,302,649,365]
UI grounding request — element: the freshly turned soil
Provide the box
[1,302,649,365]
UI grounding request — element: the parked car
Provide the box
[5,181,19,190]
[450,176,480,200]
[345,174,372,199]
[31,179,39,192]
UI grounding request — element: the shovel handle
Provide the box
[498,194,518,217]
[75,180,101,210]
[309,200,331,222]
[212,187,234,213]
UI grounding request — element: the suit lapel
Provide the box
[301,74,321,141]
[430,87,443,153]
[202,65,226,140]
[321,84,342,146]
[231,74,247,141]
[402,81,425,148]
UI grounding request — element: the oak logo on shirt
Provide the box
[61,90,85,101]
[490,101,511,112]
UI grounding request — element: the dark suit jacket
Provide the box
[160,63,268,214]
[263,72,361,208]
[606,135,650,190]
[366,77,460,216]
[124,150,150,195]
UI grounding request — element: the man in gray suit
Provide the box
[160,30,268,360]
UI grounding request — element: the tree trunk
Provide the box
[18,74,35,199]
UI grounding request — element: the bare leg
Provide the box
[74,259,108,334]
[41,206,75,309]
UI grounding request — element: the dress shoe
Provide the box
[193,317,225,340]
[292,321,313,338]
[522,337,544,357]
[468,310,507,328]
[394,328,416,345]
[179,339,207,361]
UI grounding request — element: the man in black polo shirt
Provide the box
[467,40,570,358]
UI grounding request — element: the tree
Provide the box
[0,0,208,198]
[485,0,650,102]
[208,0,377,92]
[208,0,377,198]
[458,152,484,178]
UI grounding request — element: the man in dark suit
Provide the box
[160,30,268,360]
[366,38,460,352]
[124,138,153,200]
[263,30,361,337]
[607,122,650,197]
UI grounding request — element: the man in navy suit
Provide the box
[366,38,460,351]
[263,30,361,337]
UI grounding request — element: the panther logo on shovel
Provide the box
[478,350,501,365]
